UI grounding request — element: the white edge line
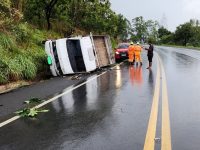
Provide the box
[0,62,123,128]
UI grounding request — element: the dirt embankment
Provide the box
[0,81,35,94]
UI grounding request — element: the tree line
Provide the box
[0,0,130,41]
[2,1,199,46]
[130,16,200,47]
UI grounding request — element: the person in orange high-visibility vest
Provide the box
[128,42,135,65]
[134,42,142,66]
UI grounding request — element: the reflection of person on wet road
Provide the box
[145,41,154,69]
[134,42,143,66]
[129,66,143,85]
[128,42,135,65]
[148,69,154,87]
[147,69,154,96]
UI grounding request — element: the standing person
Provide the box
[134,42,142,66]
[128,42,135,65]
[145,41,154,69]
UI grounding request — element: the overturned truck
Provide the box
[45,35,115,76]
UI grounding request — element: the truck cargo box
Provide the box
[91,35,115,68]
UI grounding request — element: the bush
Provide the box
[0,71,8,84]
[14,54,37,79]
[12,23,32,43]
[0,0,11,12]
[0,32,15,50]
[160,34,174,44]
[111,37,118,49]
[7,56,23,81]
[0,46,38,84]
[0,56,9,84]
[0,23,60,84]
[147,37,157,44]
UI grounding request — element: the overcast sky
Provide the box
[110,0,200,31]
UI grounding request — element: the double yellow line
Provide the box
[143,54,172,150]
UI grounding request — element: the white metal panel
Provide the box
[105,36,115,64]
[45,40,58,76]
[56,38,74,74]
[80,36,97,72]
[90,33,100,68]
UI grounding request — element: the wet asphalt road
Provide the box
[1,46,200,150]
[0,74,95,122]
[157,46,200,150]
[0,53,156,150]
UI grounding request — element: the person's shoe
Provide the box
[136,62,138,66]
[146,66,150,69]
[140,62,143,66]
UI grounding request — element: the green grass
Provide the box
[0,32,15,50]
[0,23,60,84]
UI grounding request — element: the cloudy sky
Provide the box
[110,0,200,31]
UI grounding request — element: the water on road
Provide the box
[1,47,200,150]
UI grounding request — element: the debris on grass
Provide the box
[15,108,49,117]
[24,97,43,104]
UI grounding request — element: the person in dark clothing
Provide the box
[145,42,154,69]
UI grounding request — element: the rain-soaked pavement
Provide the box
[1,47,200,150]
[157,46,200,150]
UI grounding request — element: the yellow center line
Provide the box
[143,56,161,150]
[144,53,172,150]
[159,56,172,150]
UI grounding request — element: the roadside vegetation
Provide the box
[130,16,200,49]
[0,0,130,85]
[0,24,60,84]
[157,20,200,48]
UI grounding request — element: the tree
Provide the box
[188,24,200,47]
[0,0,11,13]
[11,0,24,12]
[158,27,173,44]
[160,34,174,44]
[0,0,12,30]
[44,0,58,30]
[131,16,159,43]
[158,27,171,38]
[24,0,59,30]
[146,20,159,42]
[174,22,193,46]
[116,15,132,41]
[23,0,130,40]
[132,16,147,42]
